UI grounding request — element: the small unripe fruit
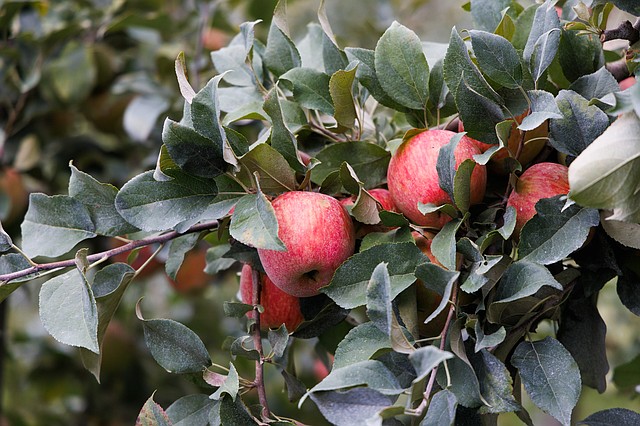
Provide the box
[387,129,487,228]
[239,264,304,331]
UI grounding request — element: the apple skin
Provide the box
[506,162,570,236]
[619,76,636,91]
[239,264,304,331]
[340,188,397,212]
[387,129,487,228]
[257,191,356,297]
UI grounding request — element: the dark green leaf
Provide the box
[311,142,390,189]
[309,388,396,426]
[454,77,505,145]
[530,28,561,85]
[136,304,211,374]
[492,261,562,304]
[190,74,229,166]
[519,90,561,131]
[333,322,392,369]
[39,267,98,353]
[470,350,520,414]
[229,191,285,251]
[579,408,640,426]
[558,29,604,83]
[68,165,138,237]
[453,160,476,215]
[165,234,199,281]
[115,171,218,232]
[280,67,334,115]
[421,389,457,426]
[436,355,483,408]
[135,394,172,426]
[0,254,35,302]
[470,0,511,32]
[512,338,581,426]
[415,264,459,326]
[307,359,404,396]
[366,262,392,336]
[264,0,300,77]
[519,196,600,265]
[474,323,506,352]
[612,353,640,389]
[339,163,381,225]
[523,1,561,65]
[238,143,297,193]
[569,67,619,102]
[617,272,640,316]
[431,219,462,271]
[436,133,464,202]
[375,21,430,110]
[409,346,454,383]
[217,395,257,425]
[205,244,236,275]
[360,227,413,252]
[323,242,428,309]
[223,301,254,318]
[166,394,214,426]
[329,67,357,130]
[470,30,523,89]
[263,88,305,173]
[21,194,96,258]
[549,90,609,156]
[268,325,289,359]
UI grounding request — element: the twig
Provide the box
[0,220,220,284]
[600,18,640,44]
[250,268,271,421]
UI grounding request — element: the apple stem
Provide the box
[250,268,271,421]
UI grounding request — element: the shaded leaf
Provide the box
[409,346,454,383]
[263,88,305,173]
[264,0,300,77]
[229,190,285,251]
[310,388,396,426]
[366,262,393,336]
[0,254,35,302]
[135,394,172,426]
[421,389,457,426]
[579,408,640,426]
[217,395,257,425]
[280,67,333,115]
[523,1,561,65]
[415,264,458,326]
[166,394,214,426]
[470,0,512,32]
[239,143,297,193]
[518,90,561,131]
[558,29,604,83]
[470,30,523,89]
[311,142,390,189]
[165,234,199,281]
[333,322,393,369]
[431,219,462,271]
[568,67,619,102]
[470,350,520,414]
[329,66,357,130]
[307,360,404,397]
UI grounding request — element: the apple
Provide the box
[619,76,636,91]
[506,162,570,237]
[169,248,210,294]
[387,129,487,228]
[339,188,397,212]
[257,191,356,297]
[239,264,304,331]
[0,167,28,226]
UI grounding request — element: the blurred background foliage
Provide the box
[0,0,638,425]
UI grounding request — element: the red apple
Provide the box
[340,188,397,212]
[257,191,356,297]
[619,76,636,91]
[168,248,210,294]
[506,162,570,236]
[0,167,28,226]
[239,264,304,331]
[387,129,487,228]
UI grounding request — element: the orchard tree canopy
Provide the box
[1,0,640,425]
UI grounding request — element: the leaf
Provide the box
[115,171,218,232]
[39,267,99,353]
[617,271,640,317]
[518,90,562,131]
[80,263,136,381]
[306,360,404,397]
[454,76,505,145]
[339,163,381,225]
[263,88,305,173]
[470,349,520,414]
[323,242,428,309]
[436,133,464,202]
[329,66,357,130]
[124,95,170,143]
[568,112,640,223]
[135,394,172,426]
[216,395,257,425]
[431,219,462,271]
[166,394,215,426]
[470,0,512,32]
[136,302,211,374]
[375,21,430,110]
[492,261,562,304]
[414,263,458,326]
[469,30,523,89]
[0,223,12,252]
[612,354,640,390]
[298,23,325,71]
[210,45,256,87]
[600,210,640,249]
[311,142,390,189]
[205,244,237,275]
[579,408,640,426]
[360,228,414,252]
[512,337,581,426]
[229,190,285,251]
[279,67,334,115]
[436,355,484,408]
[421,389,457,426]
[366,262,393,336]
[309,388,396,426]
[558,29,604,83]
[268,325,289,359]
[519,196,600,265]
[165,234,199,281]
[408,346,454,383]
[43,41,96,105]
[264,0,300,77]
[333,322,393,369]
[211,363,240,401]
[523,1,561,65]
[69,165,138,237]
[175,52,196,103]
[568,67,619,102]
[474,323,506,352]
[21,194,96,258]
[0,254,34,302]
[238,143,297,193]
[529,29,561,85]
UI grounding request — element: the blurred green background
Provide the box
[0,1,638,425]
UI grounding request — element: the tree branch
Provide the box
[250,268,271,421]
[0,220,220,284]
[600,18,640,44]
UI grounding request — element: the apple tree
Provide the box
[1,0,640,425]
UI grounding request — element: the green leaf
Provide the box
[568,112,640,223]
[318,0,348,75]
[80,263,136,381]
[165,234,199,281]
[311,142,390,189]
[21,194,96,258]
[115,171,218,232]
[263,88,305,173]
[339,163,381,225]
[216,395,257,425]
[366,262,393,336]
[558,29,604,83]
[268,325,289,359]
[42,41,96,105]
[436,133,464,202]
[135,394,172,426]
[360,227,413,252]
[211,363,240,401]
[469,30,523,89]
[223,301,254,318]
[136,303,211,374]
[307,360,404,396]
[39,267,99,353]
[549,90,609,156]
[437,355,484,408]
[431,219,462,271]
[474,323,506,352]
[375,21,430,110]
[421,389,457,426]
[190,74,230,166]
[470,0,512,32]
[298,23,325,71]
[69,165,138,237]
[280,67,334,115]
[0,254,35,302]
[518,90,562,131]
[454,76,505,145]
[523,1,561,65]
[205,244,236,275]
[415,263,459,326]
[512,337,581,426]
[210,45,256,87]
[323,242,428,309]
[492,261,562,304]
[529,28,561,85]
[238,143,297,193]
[617,271,640,317]
[579,408,640,426]
[329,66,358,130]
[454,160,476,215]
[264,0,300,77]
[229,191,285,251]
[519,196,600,265]
[568,67,619,102]
[408,346,454,383]
[470,350,520,414]
[309,388,396,426]
[612,354,640,389]
[344,47,410,112]
[0,223,12,252]
[166,394,215,426]
[333,322,392,369]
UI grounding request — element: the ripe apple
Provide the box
[168,248,210,294]
[339,188,397,212]
[387,129,487,228]
[506,162,570,237]
[239,264,304,331]
[257,191,356,297]
[0,167,28,226]
[619,76,636,91]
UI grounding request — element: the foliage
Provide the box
[2,0,640,425]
